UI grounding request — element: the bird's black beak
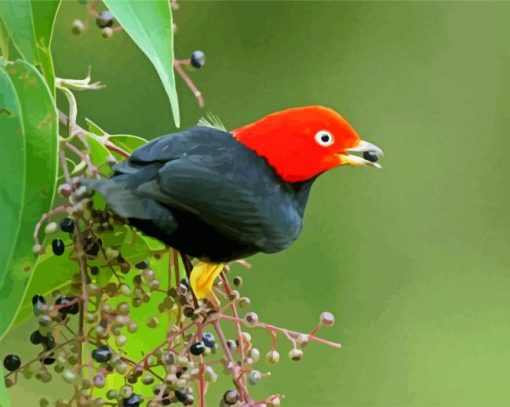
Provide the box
[339,140,384,168]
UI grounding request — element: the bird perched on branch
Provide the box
[82,106,383,301]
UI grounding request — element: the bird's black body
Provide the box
[83,126,315,263]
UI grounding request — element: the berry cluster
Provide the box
[5,159,340,406]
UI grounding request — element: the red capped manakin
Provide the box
[82,106,383,301]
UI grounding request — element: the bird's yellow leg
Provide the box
[190,261,224,300]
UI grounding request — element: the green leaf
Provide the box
[0,18,8,59]
[103,0,180,127]
[0,365,11,407]
[85,117,108,137]
[108,134,147,153]
[87,136,111,171]
[0,1,61,91]
[136,232,166,251]
[13,234,74,325]
[0,60,58,340]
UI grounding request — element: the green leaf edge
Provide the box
[0,59,58,342]
[102,0,180,128]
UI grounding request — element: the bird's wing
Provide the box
[121,127,302,253]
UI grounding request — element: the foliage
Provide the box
[0,59,58,341]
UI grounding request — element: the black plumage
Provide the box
[82,126,315,263]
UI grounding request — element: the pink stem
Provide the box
[174,60,204,108]
[220,315,342,349]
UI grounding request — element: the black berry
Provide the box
[92,346,112,363]
[180,278,190,289]
[123,394,142,407]
[55,296,79,315]
[84,237,101,256]
[32,295,46,316]
[32,295,46,306]
[363,150,379,163]
[190,50,205,69]
[135,260,149,270]
[190,342,206,356]
[175,389,188,403]
[60,217,74,233]
[29,330,44,345]
[43,357,56,365]
[90,266,99,276]
[202,332,215,348]
[42,333,56,350]
[52,239,65,256]
[96,10,114,28]
[3,354,21,372]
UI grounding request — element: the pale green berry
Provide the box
[101,27,113,39]
[119,284,132,296]
[142,373,155,385]
[320,311,335,327]
[115,362,128,374]
[120,385,133,398]
[289,348,304,361]
[44,222,58,235]
[204,366,217,383]
[248,370,262,385]
[105,247,119,260]
[296,334,309,348]
[248,348,260,362]
[115,335,127,346]
[239,297,251,308]
[117,302,130,315]
[265,350,280,365]
[62,369,77,383]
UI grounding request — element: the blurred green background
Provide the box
[4,1,510,406]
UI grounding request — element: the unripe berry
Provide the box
[265,350,280,365]
[244,312,259,327]
[296,333,309,348]
[71,19,85,35]
[289,348,304,361]
[204,366,217,382]
[239,297,251,308]
[320,311,335,327]
[248,370,262,385]
[62,369,77,383]
[44,222,58,235]
[101,27,113,39]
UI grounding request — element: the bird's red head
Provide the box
[233,106,383,183]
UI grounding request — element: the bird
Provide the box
[82,106,383,301]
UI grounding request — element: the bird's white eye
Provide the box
[314,130,334,147]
